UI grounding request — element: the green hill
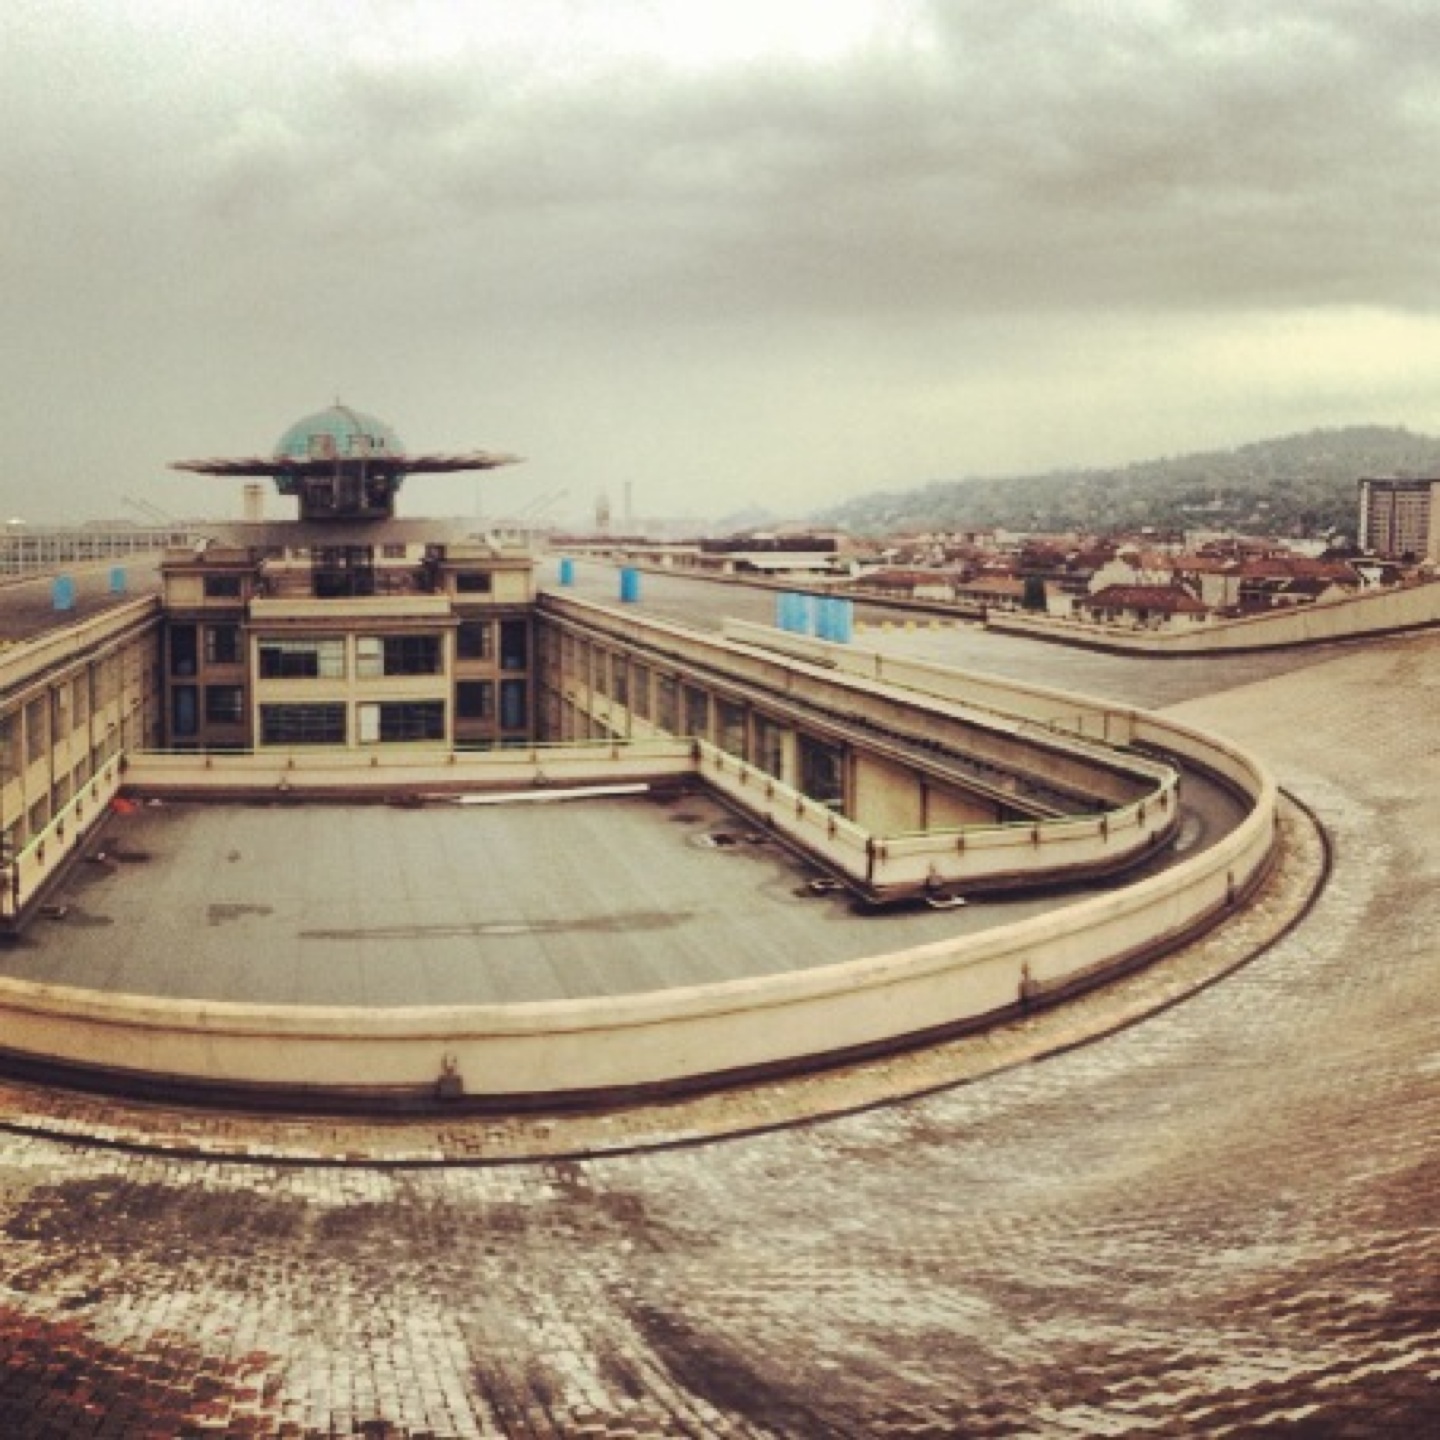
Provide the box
[813,426,1440,540]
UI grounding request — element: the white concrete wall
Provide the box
[124,740,697,797]
[2,599,159,916]
[0,659,1278,1102]
[988,577,1440,653]
[849,751,925,834]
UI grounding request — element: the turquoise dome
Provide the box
[274,404,404,462]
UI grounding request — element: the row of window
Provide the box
[4,657,140,773]
[553,635,849,806]
[259,702,447,746]
[1,731,125,850]
[170,623,529,678]
[169,682,529,740]
[198,568,499,597]
[257,635,451,679]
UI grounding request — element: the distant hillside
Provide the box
[813,426,1440,540]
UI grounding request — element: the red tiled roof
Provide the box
[1084,585,1209,614]
[957,577,1027,598]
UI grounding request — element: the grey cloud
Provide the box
[3,0,1439,523]
[222,1,1440,332]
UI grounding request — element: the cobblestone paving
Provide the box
[0,634,1436,1437]
[0,793,1322,1166]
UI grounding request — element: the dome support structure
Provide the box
[172,403,521,522]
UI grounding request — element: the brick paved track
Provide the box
[0,633,1435,1438]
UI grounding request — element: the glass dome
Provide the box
[274,405,404,463]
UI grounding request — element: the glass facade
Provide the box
[205,625,242,665]
[260,704,347,746]
[359,701,446,743]
[204,686,246,725]
[456,681,494,720]
[258,638,346,680]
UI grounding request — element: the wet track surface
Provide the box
[0,571,1435,1437]
[0,561,162,643]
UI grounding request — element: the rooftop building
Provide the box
[0,404,1287,1117]
[160,405,536,753]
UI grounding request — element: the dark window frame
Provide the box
[204,685,246,726]
[204,625,242,666]
[260,703,347,746]
[455,680,494,720]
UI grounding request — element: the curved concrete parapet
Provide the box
[694,739,1182,901]
[987,576,1440,653]
[0,663,1281,1110]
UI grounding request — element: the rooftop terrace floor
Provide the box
[6,788,1098,1006]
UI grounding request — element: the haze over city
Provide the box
[5,0,1440,526]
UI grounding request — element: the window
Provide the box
[499,620,528,671]
[385,635,441,676]
[0,713,17,782]
[205,686,246,725]
[754,716,785,779]
[656,675,679,733]
[260,703,346,746]
[203,574,244,599]
[170,625,198,677]
[717,699,747,759]
[630,663,651,721]
[25,697,48,762]
[799,735,845,808]
[499,679,527,731]
[684,687,709,739]
[50,686,70,741]
[258,637,346,679]
[172,686,199,738]
[355,636,382,679]
[382,700,444,741]
[456,681,494,720]
[205,625,242,665]
[359,700,446,743]
[456,571,492,593]
[456,621,492,661]
[357,635,442,677]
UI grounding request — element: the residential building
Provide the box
[1357,477,1440,561]
[1077,584,1210,629]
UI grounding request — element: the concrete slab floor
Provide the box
[7,788,1088,1006]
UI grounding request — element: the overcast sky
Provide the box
[5,0,1440,527]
